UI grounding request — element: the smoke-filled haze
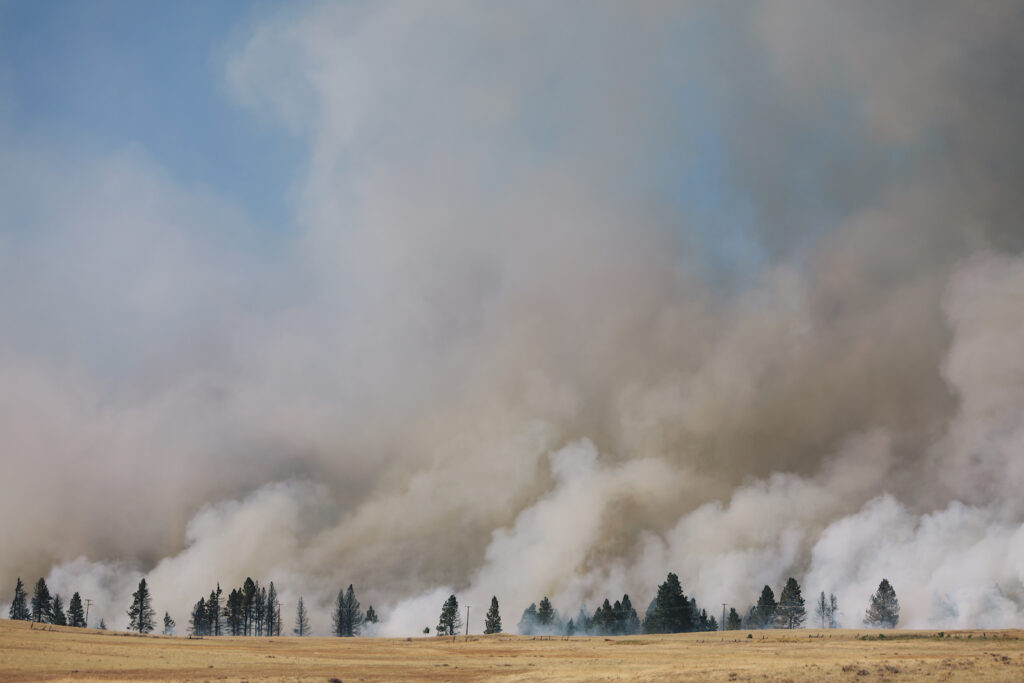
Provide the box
[2,0,1024,633]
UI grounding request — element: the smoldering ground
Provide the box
[2,1,1024,633]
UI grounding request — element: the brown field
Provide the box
[2,618,1023,682]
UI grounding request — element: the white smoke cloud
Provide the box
[4,1,1024,634]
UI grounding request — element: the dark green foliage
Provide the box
[776,577,806,629]
[190,598,208,636]
[224,589,243,635]
[575,606,592,634]
[619,594,641,635]
[484,596,501,634]
[31,578,52,623]
[51,594,67,625]
[592,599,614,634]
[517,602,538,635]
[208,585,222,636]
[163,611,175,635]
[829,594,839,628]
[332,584,364,637]
[294,596,311,636]
[265,582,280,636]
[68,592,86,628]
[127,578,155,633]
[755,585,777,629]
[864,578,899,628]
[365,605,379,625]
[707,615,719,631]
[537,596,555,627]
[565,618,575,636]
[242,577,258,636]
[437,594,461,636]
[9,578,29,621]
[644,572,693,633]
[726,607,742,630]
[815,591,839,629]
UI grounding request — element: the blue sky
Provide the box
[0,0,300,231]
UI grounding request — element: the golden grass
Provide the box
[2,618,1023,682]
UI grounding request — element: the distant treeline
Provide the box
[6,571,900,636]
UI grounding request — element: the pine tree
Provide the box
[484,596,502,634]
[294,596,311,636]
[163,612,176,635]
[265,583,279,636]
[829,593,840,628]
[208,585,222,636]
[755,585,777,629]
[51,594,67,625]
[536,596,555,628]
[707,615,719,631]
[241,578,258,636]
[331,584,363,637]
[437,594,461,636]
[645,572,691,633]
[190,598,208,636]
[726,607,742,630]
[814,591,828,628]
[620,594,640,635]
[31,578,52,623]
[8,578,29,621]
[97,618,107,630]
[365,605,379,625]
[68,592,87,628]
[575,605,592,634]
[775,577,806,629]
[517,602,538,635]
[565,618,575,636]
[864,579,899,628]
[127,578,155,633]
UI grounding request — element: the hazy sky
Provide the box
[2,1,1024,634]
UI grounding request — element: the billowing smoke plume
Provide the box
[2,1,1024,633]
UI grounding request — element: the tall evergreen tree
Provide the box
[265,583,279,636]
[575,605,592,634]
[814,591,829,629]
[241,577,258,636]
[208,585,222,636]
[484,596,502,634]
[565,618,576,636]
[536,596,555,628]
[829,593,840,628]
[68,592,87,628]
[755,585,777,629]
[31,578,52,623]
[645,572,691,633]
[224,589,243,635]
[726,607,742,630]
[127,578,155,633]
[332,584,364,637]
[294,596,311,636]
[163,612,176,636]
[190,598,208,636]
[619,594,641,635]
[517,602,538,635]
[775,577,806,629]
[864,579,899,628]
[51,594,67,625]
[365,605,379,625]
[437,594,461,636]
[8,578,29,621]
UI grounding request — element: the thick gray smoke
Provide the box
[2,1,1024,634]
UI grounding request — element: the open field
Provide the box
[2,619,1024,682]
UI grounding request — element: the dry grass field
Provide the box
[2,618,1023,682]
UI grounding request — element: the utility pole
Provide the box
[721,604,727,631]
[465,604,471,636]
[85,599,94,628]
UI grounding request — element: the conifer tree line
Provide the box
[9,573,899,635]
